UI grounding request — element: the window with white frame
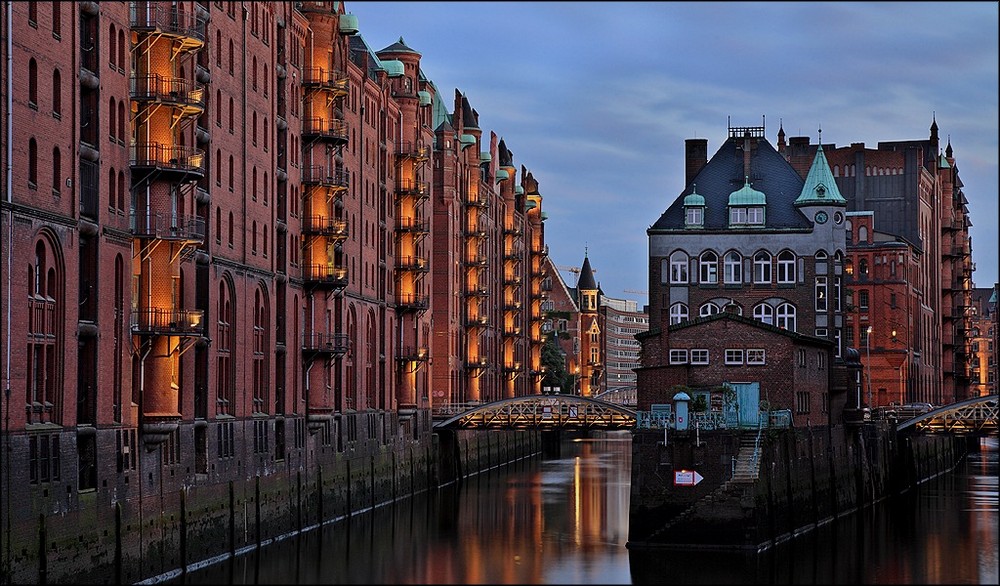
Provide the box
[700,302,719,317]
[776,302,796,331]
[746,349,765,364]
[754,251,771,283]
[747,206,764,224]
[724,251,742,284]
[777,250,796,283]
[753,303,774,325]
[690,349,709,365]
[725,349,744,365]
[669,302,688,324]
[670,251,688,284]
[700,251,718,284]
[834,276,841,312]
[729,207,747,224]
[669,349,688,364]
[685,206,703,226]
[815,276,827,312]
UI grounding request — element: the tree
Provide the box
[541,333,571,392]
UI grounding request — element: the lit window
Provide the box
[815,277,828,312]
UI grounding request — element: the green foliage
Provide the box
[691,395,708,412]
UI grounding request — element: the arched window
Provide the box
[228,38,234,75]
[669,251,688,284]
[700,302,719,317]
[228,96,234,133]
[108,167,116,209]
[51,147,60,193]
[108,97,116,140]
[118,170,125,211]
[859,258,869,279]
[252,221,257,253]
[118,29,125,71]
[777,250,796,284]
[215,148,222,186]
[28,138,38,186]
[51,69,61,116]
[216,279,235,415]
[215,207,222,244]
[216,30,222,66]
[753,303,774,325]
[228,154,234,190]
[51,1,61,37]
[252,111,257,146]
[669,302,688,325]
[28,58,38,106]
[699,251,718,284]
[109,24,116,69]
[27,237,62,424]
[724,251,742,284]
[216,89,222,125]
[113,255,124,422]
[252,166,257,200]
[263,172,269,205]
[858,225,868,243]
[228,212,234,247]
[776,303,796,331]
[252,287,269,414]
[754,251,771,283]
[117,101,125,143]
[262,227,268,258]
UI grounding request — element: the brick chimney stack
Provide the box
[743,130,752,179]
[685,138,708,186]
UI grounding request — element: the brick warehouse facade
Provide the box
[0,2,548,582]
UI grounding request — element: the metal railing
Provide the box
[130,212,206,242]
[131,307,204,335]
[130,143,205,174]
[129,2,206,43]
[130,74,206,112]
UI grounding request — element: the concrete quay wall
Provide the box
[627,423,965,551]
[1,414,541,585]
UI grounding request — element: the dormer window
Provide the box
[683,185,705,228]
[729,206,764,225]
[685,206,703,226]
[727,178,765,227]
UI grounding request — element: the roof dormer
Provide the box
[728,177,766,227]
[683,184,705,228]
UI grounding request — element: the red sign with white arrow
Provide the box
[673,470,704,486]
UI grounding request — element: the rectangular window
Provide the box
[685,207,703,226]
[690,349,709,365]
[795,391,811,414]
[834,277,842,312]
[669,349,688,364]
[859,290,869,311]
[746,349,765,365]
[797,348,807,367]
[747,207,764,224]
[817,351,826,369]
[724,349,744,365]
[815,276,828,312]
[729,207,747,224]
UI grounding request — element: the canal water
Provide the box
[168,432,998,585]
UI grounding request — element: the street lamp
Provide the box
[865,325,873,407]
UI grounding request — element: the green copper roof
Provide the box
[683,184,705,207]
[728,177,766,206]
[938,154,951,169]
[417,90,431,106]
[429,82,451,130]
[795,144,846,206]
[380,59,404,77]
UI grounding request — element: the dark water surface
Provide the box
[166,433,998,585]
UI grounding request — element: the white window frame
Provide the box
[815,276,828,312]
[670,251,688,284]
[700,251,718,284]
[669,349,688,364]
[753,303,774,325]
[729,207,747,224]
[685,206,703,226]
[669,302,688,325]
[754,251,771,283]
[776,302,796,331]
[724,349,744,365]
[777,250,796,283]
[700,302,719,317]
[724,251,742,284]
[746,349,765,365]
[690,349,709,365]
[747,206,764,224]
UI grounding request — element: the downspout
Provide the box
[5,1,14,573]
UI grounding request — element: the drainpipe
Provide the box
[4,1,14,574]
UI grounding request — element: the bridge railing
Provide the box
[635,408,794,430]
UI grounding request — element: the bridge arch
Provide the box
[896,394,998,435]
[433,394,637,430]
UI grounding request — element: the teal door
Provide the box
[728,382,760,428]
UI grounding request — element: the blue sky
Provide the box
[345,1,1000,302]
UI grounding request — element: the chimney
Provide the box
[743,131,752,179]
[685,138,708,186]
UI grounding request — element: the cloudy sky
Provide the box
[345,1,999,302]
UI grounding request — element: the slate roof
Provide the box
[650,135,812,232]
[578,256,597,290]
[378,36,420,56]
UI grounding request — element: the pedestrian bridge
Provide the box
[895,394,998,436]
[432,395,636,430]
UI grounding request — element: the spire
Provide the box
[946,136,953,158]
[795,142,847,206]
[578,252,597,291]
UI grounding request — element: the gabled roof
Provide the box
[795,144,847,206]
[668,311,832,347]
[650,134,810,231]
